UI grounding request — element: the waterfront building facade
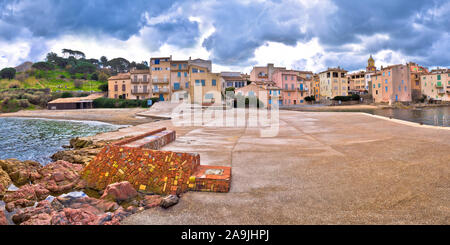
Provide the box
[347,71,367,94]
[420,68,450,102]
[130,69,151,100]
[108,73,131,99]
[371,64,411,103]
[319,67,348,99]
[150,57,172,102]
[250,63,286,82]
[221,72,248,91]
[188,65,222,105]
[235,82,282,108]
[272,69,312,105]
[408,62,429,101]
[313,74,320,101]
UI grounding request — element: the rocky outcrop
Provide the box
[0,210,7,225]
[3,184,50,212]
[100,181,138,202]
[0,159,41,186]
[34,160,84,193]
[0,168,12,196]
[51,140,108,165]
[142,195,162,209]
[160,195,179,209]
[70,138,93,149]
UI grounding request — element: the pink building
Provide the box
[371,64,412,103]
[272,70,312,105]
[250,63,286,82]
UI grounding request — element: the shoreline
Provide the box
[0,108,163,126]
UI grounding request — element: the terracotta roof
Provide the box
[109,73,130,80]
[48,94,104,104]
[130,69,149,74]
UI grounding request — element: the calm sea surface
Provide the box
[0,117,121,165]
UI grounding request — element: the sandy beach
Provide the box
[0,108,164,126]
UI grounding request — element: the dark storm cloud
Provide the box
[0,0,449,69]
[201,0,309,66]
[315,0,450,67]
[0,0,178,40]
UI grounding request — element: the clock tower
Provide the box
[366,55,376,72]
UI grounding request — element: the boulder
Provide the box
[100,181,138,202]
[50,148,101,165]
[51,208,99,225]
[0,168,12,196]
[3,184,50,211]
[0,159,41,186]
[0,210,7,225]
[69,138,93,149]
[160,195,179,209]
[142,195,163,209]
[34,160,83,193]
[56,195,119,214]
[12,200,53,225]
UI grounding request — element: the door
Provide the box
[159,94,165,101]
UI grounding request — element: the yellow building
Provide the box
[130,69,151,100]
[189,65,222,105]
[170,60,190,101]
[108,73,131,99]
[150,57,172,101]
[421,68,450,102]
[319,67,348,99]
[313,74,320,100]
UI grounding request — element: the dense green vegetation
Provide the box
[93,97,159,109]
[0,48,149,93]
[332,94,361,101]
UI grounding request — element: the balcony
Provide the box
[131,78,148,84]
[153,87,170,93]
[436,82,443,88]
[152,79,169,84]
[437,88,445,94]
[131,88,149,94]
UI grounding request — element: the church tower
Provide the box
[366,55,376,72]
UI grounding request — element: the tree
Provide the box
[91,73,99,81]
[0,67,16,80]
[100,56,108,68]
[98,83,108,92]
[135,61,149,70]
[69,61,96,74]
[98,72,109,82]
[32,62,55,71]
[108,57,130,73]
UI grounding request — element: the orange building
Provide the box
[371,64,411,103]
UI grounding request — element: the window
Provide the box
[205,93,213,99]
[185,82,189,88]
[201,80,205,86]
[437,74,441,80]
[154,59,160,65]
[122,84,126,91]
[399,86,401,92]
[195,80,200,86]
[212,79,216,86]
[200,70,205,73]
[177,72,181,77]
[378,83,381,88]
[385,86,388,92]
[249,91,254,96]
[192,68,198,73]
[402,80,404,84]
[174,83,180,90]
[179,64,182,70]
[184,72,187,77]
[388,71,391,76]
[385,79,388,84]
[288,92,291,96]
[404,86,407,92]
[114,85,118,92]
[383,72,385,76]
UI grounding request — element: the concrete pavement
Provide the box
[93,109,449,224]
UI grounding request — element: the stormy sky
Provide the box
[0,0,449,73]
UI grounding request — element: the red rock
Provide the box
[56,195,119,214]
[12,200,53,225]
[3,184,50,211]
[51,208,98,225]
[143,195,162,209]
[34,161,83,194]
[0,210,7,225]
[100,181,138,202]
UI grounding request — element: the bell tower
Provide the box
[366,55,376,72]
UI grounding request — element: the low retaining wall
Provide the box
[81,128,231,195]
